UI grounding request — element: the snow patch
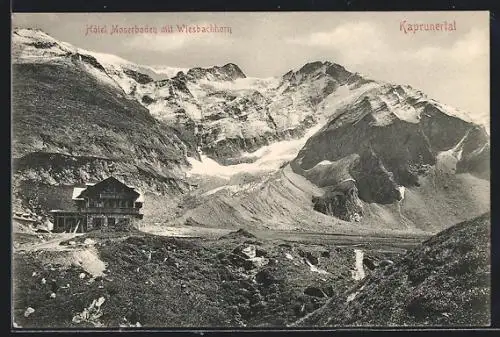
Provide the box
[201,183,264,197]
[182,101,202,120]
[186,122,325,179]
[436,130,470,174]
[346,284,366,303]
[398,186,406,201]
[144,65,189,78]
[351,249,365,281]
[317,82,380,119]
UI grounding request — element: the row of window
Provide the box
[88,199,135,208]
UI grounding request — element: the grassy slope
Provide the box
[295,212,491,327]
[12,61,195,214]
[12,63,185,161]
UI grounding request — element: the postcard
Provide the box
[11,11,490,329]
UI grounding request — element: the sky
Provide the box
[12,11,490,121]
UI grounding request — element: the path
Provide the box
[15,233,84,252]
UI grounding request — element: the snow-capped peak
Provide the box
[12,27,77,63]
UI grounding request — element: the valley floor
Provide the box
[140,225,427,253]
[12,213,488,329]
[12,225,413,328]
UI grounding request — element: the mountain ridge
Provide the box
[11,27,490,234]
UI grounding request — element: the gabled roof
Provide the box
[71,176,144,202]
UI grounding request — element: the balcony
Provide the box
[80,207,142,215]
[98,192,133,199]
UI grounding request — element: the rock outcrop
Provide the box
[291,83,489,222]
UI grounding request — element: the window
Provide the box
[92,217,103,228]
[108,218,116,227]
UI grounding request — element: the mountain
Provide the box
[294,212,490,326]
[13,28,378,163]
[11,28,490,234]
[10,28,371,213]
[175,83,489,234]
[289,82,490,226]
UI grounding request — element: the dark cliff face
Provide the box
[296,212,491,327]
[286,81,489,225]
[292,94,489,209]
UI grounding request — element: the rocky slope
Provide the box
[289,83,490,224]
[13,229,396,328]
[294,212,491,326]
[176,83,489,233]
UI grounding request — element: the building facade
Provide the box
[50,177,144,233]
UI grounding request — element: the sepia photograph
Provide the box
[11,11,490,329]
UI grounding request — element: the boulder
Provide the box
[233,245,256,259]
[24,307,35,317]
[363,257,377,270]
[378,259,394,268]
[304,286,327,298]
